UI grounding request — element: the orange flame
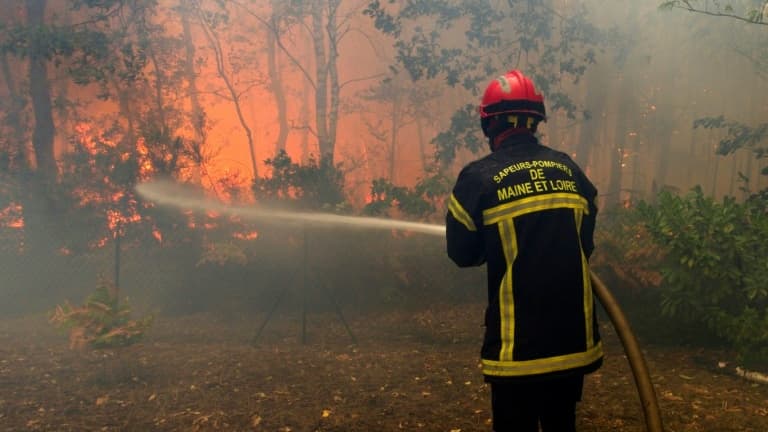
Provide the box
[233,231,258,240]
[0,203,24,228]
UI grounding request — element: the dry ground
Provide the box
[1,303,766,431]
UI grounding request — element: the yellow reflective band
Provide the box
[573,209,594,348]
[481,342,603,377]
[498,220,518,361]
[574,207,583,233]
[483,193,589,225]
[448,193,477,231]
[583,257,594,348]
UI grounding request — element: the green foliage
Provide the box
[363,170,451,219]
[0,16,132,86]
[433,103,485,164]
[49,279,153,349]
[1,0,193,254]
[252,150,347,211]
[637,187,768,365]
[365,0,604,164]
[694,116,768,175]
[56,128,139,252]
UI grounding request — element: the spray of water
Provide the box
[133,185,668,429]
[135,180,446,237]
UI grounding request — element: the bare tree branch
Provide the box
[665,0,768,25]
[228,0,318,90]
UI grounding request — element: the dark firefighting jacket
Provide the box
[446,133,603,381]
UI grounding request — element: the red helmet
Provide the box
[479,70,546,137]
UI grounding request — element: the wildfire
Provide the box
[233,231,258,240]
[0,203,24,229]
[135,138,154,180]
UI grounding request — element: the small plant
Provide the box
[49,280,153,350]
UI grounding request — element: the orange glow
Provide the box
[152,228,163,243]
[72,189,101,206]
[136,138,154,180]
[233,231,258,240]
[0,203,24,229]
[15,4,442,259]
[106,208,141,233]
[91,236,110,248]
[74,123,99,157]
[136,138,149,156]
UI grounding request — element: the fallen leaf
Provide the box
[662,391,683,401]
[322,409,331,418]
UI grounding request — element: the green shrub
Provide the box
[637,186,768,366]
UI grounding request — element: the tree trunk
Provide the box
[112,79,138,151]
[415,115,429,173]
[179,4,219,193]
[20,0,63,297]
[27,0,56,178]
[708,132,721,198]
[606,73,635,209]
[653,124,673,193]
[388,88,401,183]
[325,0,341,162]
[576,63,609,171]
[0,52,29,168]
[266,6,289,155]
[311,1,331,161]
[181,7,204,138]
[300,66,312,164]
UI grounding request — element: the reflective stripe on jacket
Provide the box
[446,134,602,380]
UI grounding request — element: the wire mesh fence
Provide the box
[0,225,484,320]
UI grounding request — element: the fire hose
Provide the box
[590,270,664,432]
[134,180,665,430]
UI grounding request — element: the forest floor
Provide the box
[0,302,766,432]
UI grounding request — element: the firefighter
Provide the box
[446,70,603,432]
